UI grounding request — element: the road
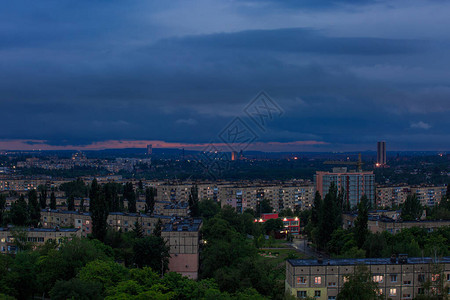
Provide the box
[290,239,330,259]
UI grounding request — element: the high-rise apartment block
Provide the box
[147,144,153,155]
[315,168,375,208]
[377,141,386,166]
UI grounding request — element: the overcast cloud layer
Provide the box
[1,0,450,151]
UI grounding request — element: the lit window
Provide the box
[432,274,440,282]
[389,288,397,296]
[373,275,383,283]
[297,277,306,284]
[314,277,322,284]
[86,221,90,224]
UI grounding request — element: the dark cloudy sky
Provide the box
[1,0,449,151]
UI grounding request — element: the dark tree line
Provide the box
[307,183,343,250]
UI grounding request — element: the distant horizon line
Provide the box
[0,139,448,153]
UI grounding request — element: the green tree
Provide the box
[38,186,47,209]
[124,182,136,213]
[1,251,40,300]
[198,199,220,220]
[50,191,57,210]
[133,236,170,275]
[145,187,156,214]
[38,238,113,296]
[337,264,383,300]
[50,278,103,300]
[28,189,40,226]
[188,185,199,217]
[153,218,163,237]
[256,199,273,217]
[59,178,88,198]
[77,260,129,291]
[401,194,422,220]
[0,194,6,225]
[133,219,144,239]
[310,191,322,227]
[263,218,284,235]
[10,194,28,226]
[80,197,85,212]
[317,183,341,249]
[354,195,369,248]
[90,179,109,241]
[67,195,75,211]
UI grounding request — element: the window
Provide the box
[418,274,425,282]
[447,274,450,281]
[402,294,411,299]
[403,280,411,285]
[390,275,397,282]
[328,282,336,286]
[389,288,397,296]
[314,276,322,284]
[328,297,336,300]
[86,220,90,225]
[314,290,321,298]
[373,275,383,283]
[297,291,307,298]
[77,220,81,224]
[418,288,425,295]
[297,277,306,284]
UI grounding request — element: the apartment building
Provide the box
[41,210,172,237]
[153,201,189,217]
[342,212,450,234]
[218,183,315,213]
[0,179,68,192]
[161,218,202,280]
[376,185,447,208]
[315,168,375,209]
[286,256,450,300]
[410,186,447,207]
[0,227,81,253]
[376,186,410,208]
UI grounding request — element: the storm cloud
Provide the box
[0,0,449,151]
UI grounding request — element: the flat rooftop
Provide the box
[0,227,79,233]
[288,256,450,267]
[162,218,202,232]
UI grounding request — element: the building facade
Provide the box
[315,168,375,208]
[0,227,81,253]
[377,141,387,166]
[161,218,202,280]
[286,256,450,300]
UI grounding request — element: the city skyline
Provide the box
[1,1,450,151]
